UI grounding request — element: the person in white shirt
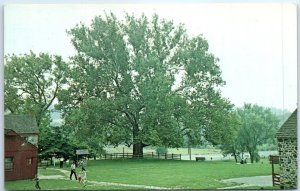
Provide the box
[69,162,77,180]
[60,157,64,168]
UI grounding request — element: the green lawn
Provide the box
[5,159,279,190]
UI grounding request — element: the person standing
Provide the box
[60,157,64,168]
[66,159,70,167]
[70,162,77,180]
[52,156,56,167]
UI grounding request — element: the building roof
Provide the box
[76,149,89,155]
[276,109,297,139]
[4,115,39,134]
[4,129,18,136]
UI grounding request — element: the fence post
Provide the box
[172,153,174,160]
[165,153,167,159]
[152,152,153,158]
[180,154,181,160]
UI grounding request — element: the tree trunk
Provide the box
[132,123,143,158]
[233,151,238,163]
[133,142,143,158]
[249,151,254,163]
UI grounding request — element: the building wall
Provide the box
[278,138,297,188]
[5,133,38,181]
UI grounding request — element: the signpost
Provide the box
[76,149,89,166]
[269,155,280,186]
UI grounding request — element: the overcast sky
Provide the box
[4,3,297,112]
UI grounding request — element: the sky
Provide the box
[4,3,298,112]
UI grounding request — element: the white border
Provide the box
[1,0,299,190]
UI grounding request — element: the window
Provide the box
[27,158,32,165]
[5,157,13,171]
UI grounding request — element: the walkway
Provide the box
[218,175,273,189]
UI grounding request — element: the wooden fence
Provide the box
[104,152,181,160]
[269,155,280,186]
[272,173,280,186]
[38,160,49,168]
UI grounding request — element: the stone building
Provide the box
[276,109,297,189]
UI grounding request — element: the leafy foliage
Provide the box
[58,12,232,155]
[220,104,280,163]
[5,51,68,126]
[38,123,75,159]
[156,147,168,155]
[219,111,242,162]
[237,104,280,163]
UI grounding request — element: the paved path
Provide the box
[39,168,69,180]
[39,175,65,179]
[218,175,273,189]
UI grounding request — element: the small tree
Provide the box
[236,104,280,163]
[156,147,168,155]
[38,123,76,160]
[219,111,241,163]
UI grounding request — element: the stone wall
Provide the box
[277,138,297,189]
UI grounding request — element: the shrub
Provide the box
[156,147,168,155]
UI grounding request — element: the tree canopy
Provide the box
[220,104,280,163]
[5,52,68,127]
[58,12,232,156]
[236,104,280,163]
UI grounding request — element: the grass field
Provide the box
[5,158,279,190]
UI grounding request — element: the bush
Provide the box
[156,147,168,155]
[254,151,260,162]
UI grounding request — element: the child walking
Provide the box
[33,174,41,190]
[78,167,87,187]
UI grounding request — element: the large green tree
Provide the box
[236,104,280,163]
[58,13,231,156]
[5,52,68,127]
